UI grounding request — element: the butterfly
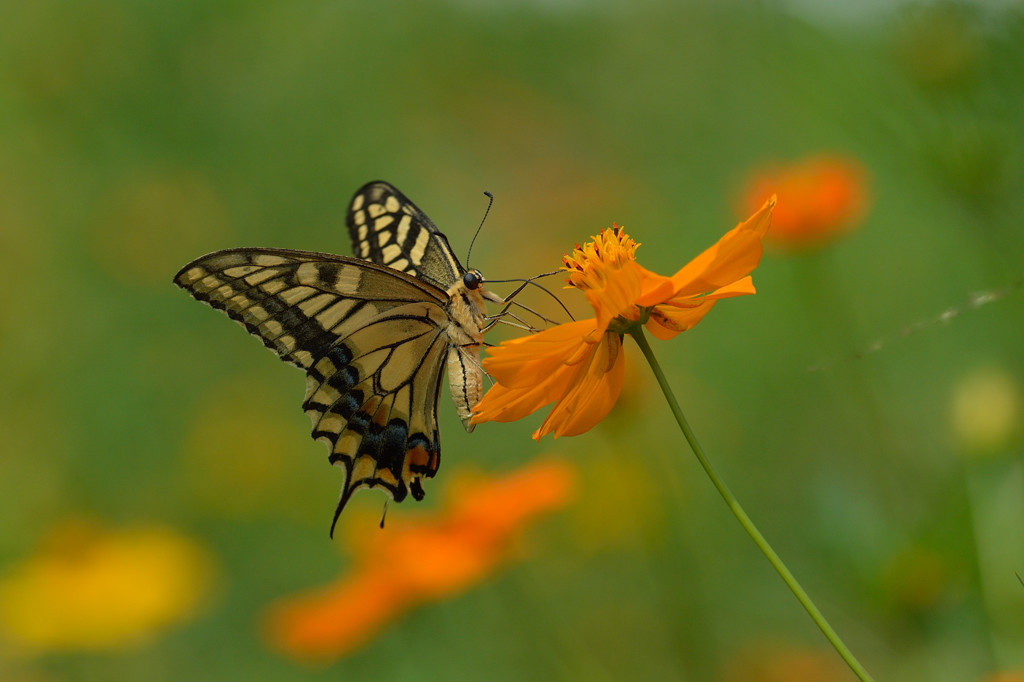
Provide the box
[174,181,503,534]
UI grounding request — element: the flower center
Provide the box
[561,224,639,292]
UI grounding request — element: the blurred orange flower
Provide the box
[981,673,1024,682]
[262,458,576,662]
[742,155,868,248]
[721,640,854,682]
[471,197,775,440]
[0,520,214,654]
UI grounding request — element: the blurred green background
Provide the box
[2,0,1023,680]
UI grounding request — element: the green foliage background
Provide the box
[1,1,1022,680]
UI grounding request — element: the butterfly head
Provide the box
[462,269,484,291]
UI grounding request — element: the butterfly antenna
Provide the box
[465,190,494,268]
[379,499,390,529]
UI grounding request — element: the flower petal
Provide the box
[646,277,756,340]
[655,195,774,301]
[472,320,601,425]
[482,320,599,389]
[581,261,645,333]
[534,332,624,439]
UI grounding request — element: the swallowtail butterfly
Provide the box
[174,182,500,533]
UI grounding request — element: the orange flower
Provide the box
[742,154,867,248]
[0,520,214,654]
[981,673,1024,682]
[262,459,576,661]
[721,640,851,682]
[471,197,775,440]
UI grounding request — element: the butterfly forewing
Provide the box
[347,181,464,290]
[174,246,456,530]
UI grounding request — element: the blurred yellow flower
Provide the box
[742,155,868,249]
[950,366,1021,457]
[262,458,576,661]
[471,198,774,440]
[0,520,214,653]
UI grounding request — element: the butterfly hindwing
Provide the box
[302,302,450,517]
[174,247,454,529]
[347,181,464,290]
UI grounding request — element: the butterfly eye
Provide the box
[463,270,483,290]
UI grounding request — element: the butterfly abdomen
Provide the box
[443,277,490,432]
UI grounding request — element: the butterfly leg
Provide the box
[483,285,559,333]
[483,311,538,333]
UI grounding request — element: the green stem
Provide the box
[628,328,875,682]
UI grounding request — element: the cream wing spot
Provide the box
[261,279,286,295]
[243,306,269,324]
[259,319,284,339]
[396,215,411,243]
[297,293,335,317]
[351,455,377,484]
[315,299,358,330]
[334,265,363,292]
[211,283,235,301]
[314,357,337,380]
[303,374,319,402]
[252,254,291,267]
[381,244,402,264]
[294,262,320,287]
[244,269,280,286]
[308,382,342,408]
[275,335,297,353]
[384,195,400,212]
[411,229,430,265]
[315,412,347,439]
[182,267,206,283]
[333,431,361,459]
[279,286,318,305]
